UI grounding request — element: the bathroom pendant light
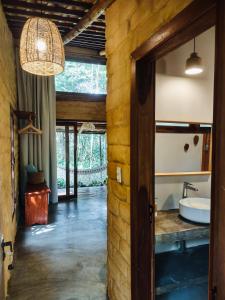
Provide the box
[185,38,203,75]
[20,17,65,76]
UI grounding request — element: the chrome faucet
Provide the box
[182,182,198,198]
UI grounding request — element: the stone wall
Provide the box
[0,3,18,297]
[105,1,193,299]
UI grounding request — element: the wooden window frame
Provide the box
[130,0,225,299]
[56,120,106,200]
[56,121,78,201]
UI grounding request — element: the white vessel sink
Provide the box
[179,197,210,224]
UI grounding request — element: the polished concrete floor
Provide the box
[8,186,107,300]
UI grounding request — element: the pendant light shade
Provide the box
[185,52,203,75]
[79,122,96,134]
[20,17,65,76]
[185,38,203,75]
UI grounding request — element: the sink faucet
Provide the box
[183,182,198,198]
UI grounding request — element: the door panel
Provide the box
[131,59,155,300]
[130,1,225,299]
[210,0,225,298]
[56,123,77,199]
[0,234,4,300]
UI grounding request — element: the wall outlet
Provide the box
[116,166,122,183]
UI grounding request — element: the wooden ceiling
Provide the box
[2,0,106,51]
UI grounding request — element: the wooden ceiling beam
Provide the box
[56,92,106,102]
[76,29,105,37]
[6,14,105,28]
[3,0,107,51]
[68,45,102,51]
[69,39,105,47]
[4,0,93,10]
[7,20,73,30]
[8,25,69,37]
[63,0,115,44]
[64,45,106,63]
[87,25,105,32]
[74,40,105,47]
[5,11,105,34]
[69,45,104,51]
[5,13,74,25]
[79,35,105,44]
[9,26,105,43]
[74,35,105,44]
[40,0,92,10]
[3,0,105,24]
[68,41,103,50]
[4,8,80,24]
[11,29,66,38]
[78,34,106,41]
[2,0,86,18]
[67,41,104,49]
[10,26,105,44]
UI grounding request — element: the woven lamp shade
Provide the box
[20,17,65,76]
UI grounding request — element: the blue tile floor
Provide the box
[156,244,209,300]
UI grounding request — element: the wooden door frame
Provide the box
[130,0,222,299]
[56,121,78,200]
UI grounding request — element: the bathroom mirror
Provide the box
[155,121,212,176]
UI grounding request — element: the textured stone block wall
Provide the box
[0,3,18,296]
[105,0,193,299]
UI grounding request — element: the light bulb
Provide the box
[36,39,47,52]
[185,67,203,75]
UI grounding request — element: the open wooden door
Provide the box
[131,58,155,300]
[56,121,78,200]
[130,1,224,300]
[210,0,225,299]
[0,234,4,300]
[130,0,225,299]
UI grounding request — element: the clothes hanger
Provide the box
[18,114,42,135]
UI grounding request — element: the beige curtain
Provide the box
[16,51,58,203]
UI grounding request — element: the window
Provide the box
[56,124,107,197]
[55,61,107,94]
[77,133,107,187]
[56,125,76,197]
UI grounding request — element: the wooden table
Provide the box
[25,183,51,226]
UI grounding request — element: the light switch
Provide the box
[116,166,122,183]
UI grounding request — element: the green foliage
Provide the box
[78,180,104,187]
[56,132,107,170]
[57,178,66,189]
[77,134,107,170]
[55,61,107,94]
[56,131,107,188]
[56,131,65,168]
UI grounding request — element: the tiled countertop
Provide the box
[155,210,210,244]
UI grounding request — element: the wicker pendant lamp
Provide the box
[20,17,65,76]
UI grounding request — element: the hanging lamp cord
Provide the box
[194,38,196,53]
[40,0,43,17]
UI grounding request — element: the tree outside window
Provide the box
[55,61,107,94]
